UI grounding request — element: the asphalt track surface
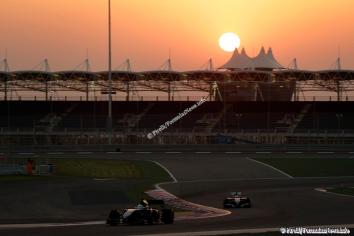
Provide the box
[1,153,354,236]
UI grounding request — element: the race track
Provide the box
[1,153,354,236]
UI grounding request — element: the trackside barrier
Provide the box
[0,164,56,176]
[117,144,354,153]
[0,164,25,175]
[36,164,56,175]
[1,144,354,153]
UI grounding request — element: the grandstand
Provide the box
[1,47,354,102]
[1,48,354,145]
[1,101,354,145]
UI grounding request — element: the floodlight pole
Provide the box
[108,0,113,144]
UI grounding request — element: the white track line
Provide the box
[247,157,294,179]
[298,176,354,179]
[315,188,354,198]
[136,224,354,236]
[150,161,178,183]
[93,178,114,181]
[0,221,104,229]
[177,177,288,184]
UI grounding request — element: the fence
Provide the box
[1,130,354,145]
[2,95,354,102]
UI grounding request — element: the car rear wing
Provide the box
[229,192,242,196]
[147,199,165,206]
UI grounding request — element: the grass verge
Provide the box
[253,158,354,177]
[51,159,172,201]
[1,159,172,202]
[51,159,170,180]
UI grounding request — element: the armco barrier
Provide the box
[0,164,25,175]
[0,144,354,153]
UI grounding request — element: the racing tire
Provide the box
[161,209,174,224]
[147,216,154,225]
[107,210,121,226]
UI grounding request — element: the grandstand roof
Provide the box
[139,70,181,81]
[318,70,354,80]
[253,47,283,70]
[98,71,140,82]
[230,70,271,81]
[220,48,254,70]
[13,71,54,81]
[275,70,316,81]
[220,47,284,71]
[1,69,354,83]
[266,48,284,69]
[183,70,228,81]
[0,72,11,82]
[56,71,98,81]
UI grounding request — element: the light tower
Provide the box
[108,0,113,144]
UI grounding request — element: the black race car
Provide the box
[223,192,251,208]
[107,199,174,226]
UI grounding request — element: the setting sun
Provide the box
[219,32,241,52]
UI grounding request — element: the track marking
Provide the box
[93,178,114,181]
[247,157,294,179]
[136,224,354,236]
[224,152,242,154]
[0,221,104,229]
[150,161,178,183]
[195,152,211,154]
[176,177,288,184]
[298,176,354,179]
[255,151,272,154]
[147,161,233,221]
[136,152,152,154]
[315,188,354,198]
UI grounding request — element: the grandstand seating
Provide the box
[0,101,354,133]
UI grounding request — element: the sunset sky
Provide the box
[1,0,354,71]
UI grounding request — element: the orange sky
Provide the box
[1,0,354,71]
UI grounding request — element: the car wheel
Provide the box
[161,209,174,224]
